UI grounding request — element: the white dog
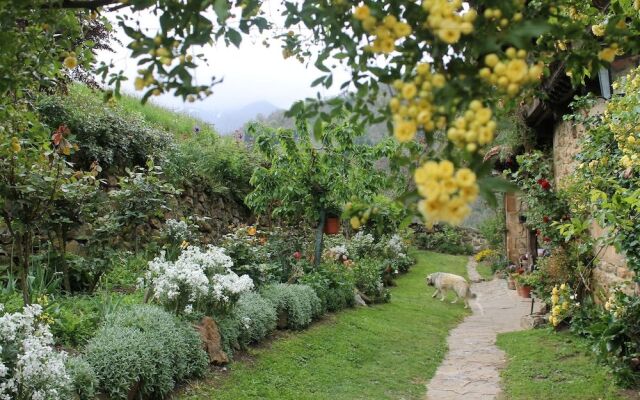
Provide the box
[426,272,476,308]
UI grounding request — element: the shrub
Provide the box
[216,314,242,357]
[37,85,173,172]
[50,295,101,347]
[164,132,255,200]
[66,356,98,400]
[299,262,355,312]
[85,305,208,399]
[415,225,474,255]
[347,231,378,260]
[234,292,277,344]
[144,245,254,315]
[261,283,322,330]
[352,258,390,303]
[478,211,505,251]
[0,304,72,400]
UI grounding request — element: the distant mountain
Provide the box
[191,101,280,134]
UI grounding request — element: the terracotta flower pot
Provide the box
[517,285,532,298]
[324,216,340,235]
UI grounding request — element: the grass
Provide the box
[180,251,470,400]
[475,261,494,281]
[497,329,628,400]
[68,84,217,140]
[116,94,217,139]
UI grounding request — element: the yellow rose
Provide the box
[505,59,528,83]
[438,160,455,178]
[393,22,412,38]
[431,73,446,88]
[402,83,417,99]
[350,216,361,229]
[437,21,461,44]
[362,16,377,31]
[484,53,499,68]
[591,24,605,37]
[394,119,417,142]
[63,56,78,69]
[379,37,395,54]
[598,47,617,62]
[354,5,370,20]
[454,168,476,187]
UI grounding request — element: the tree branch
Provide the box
[43,0,121,10]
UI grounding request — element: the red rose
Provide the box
[537,178,551,190]
[536,229,541,236]
[543,236,551,242]
[543,216,550,223]
[293,251,301,260]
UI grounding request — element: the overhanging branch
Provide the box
[43,0,121,10]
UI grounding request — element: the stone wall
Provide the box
[552,101,634,294]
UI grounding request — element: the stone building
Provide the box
[504,57,639,293]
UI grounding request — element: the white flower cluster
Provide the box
[386,234,407,258]
[347,231,376,259]
[163,218,196,243]
[146,245,254,313]
[0,304,71,400]
[327,244,349,261]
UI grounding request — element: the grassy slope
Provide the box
[74,85,217,139]
[497,329,627,400]
[180,251,470,400]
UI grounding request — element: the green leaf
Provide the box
[214,0,230,24]
[227,29,242,48]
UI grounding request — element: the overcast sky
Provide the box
[98,6,350,115]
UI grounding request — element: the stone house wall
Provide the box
[552,101,634,294]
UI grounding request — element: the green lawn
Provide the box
[497,329,628,400]
[179,251,470,399]
[475,261,494,281]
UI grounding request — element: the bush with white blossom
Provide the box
[0,304,72,400]
[145,245,254,315]
[326,244,349,262]
[347,231,377,260]
[163,218,197,244]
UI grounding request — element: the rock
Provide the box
[354,292,367,307]
[149,218,162,230]
[195,317,229,365]
[69,223,92,241]
[520,313,546,329]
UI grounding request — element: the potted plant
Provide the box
[515,274,539,298]
[323,205,342,235]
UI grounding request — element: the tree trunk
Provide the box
[17,232,32,305]
[59,227,71,293]
[313,209,326,268]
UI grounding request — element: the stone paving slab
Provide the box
[425,258,540,400]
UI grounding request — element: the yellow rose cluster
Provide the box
[478,48,543,97]
[598,43,619,63]
[354,6,411,54]
[446,100,496,152]
[390,63,447,143]
[549,284,573,327]
[414,160,478,225]
[422,0,476,44]
[607,73,640,169]
[604,292,626,319]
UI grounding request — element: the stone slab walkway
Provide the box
[425,258,539,400]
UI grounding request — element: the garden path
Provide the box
[425,258,540,400]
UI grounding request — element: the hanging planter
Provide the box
[324,215,341,235]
